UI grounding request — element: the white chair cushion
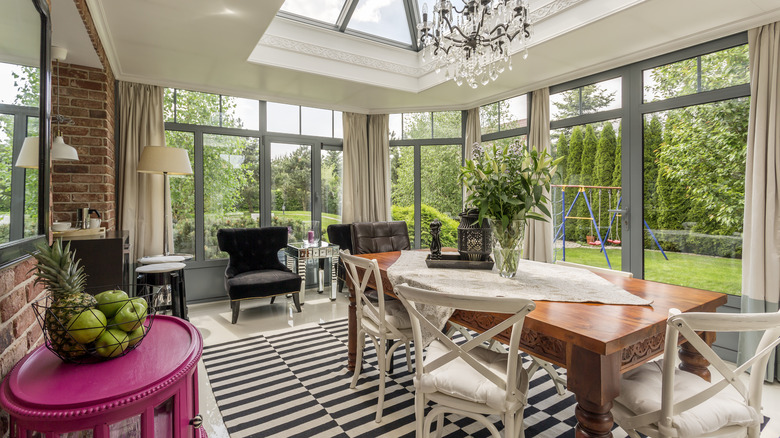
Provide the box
[616,359,761,438]
[364,299,412,329]
[416,340,525,411]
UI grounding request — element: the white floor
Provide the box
[188,288,780,438]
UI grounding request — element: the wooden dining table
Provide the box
[347,251,728,438]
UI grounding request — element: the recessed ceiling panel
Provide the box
[280,0,347,25]
[347,0,413,45]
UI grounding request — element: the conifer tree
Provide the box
[577,125,599,239]
[555,132,569,184]
[611,122,623,243]
[594,123,617,230]
[564,127,584,241]
[643,115,663,229]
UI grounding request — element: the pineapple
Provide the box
[31,239,97,360]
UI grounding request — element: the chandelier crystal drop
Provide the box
[418,0,532,88]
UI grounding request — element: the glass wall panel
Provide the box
[389,113,402,140]
[701,45,750,91]
[280,0,346,25]
[301,106,333,137]
[502,95,528,130]
[420,144,461,248]
[403,112,431,139]
[0,62,39,106]
[390,145,413,232]
[432,111,461,138]
[321,150,343,242]
[270,143,312,242]
[643,98,747,295]
[551,120,623,271]
[551,79,621,120]
[203,134,260,259]
[168,131,196,256]
[334,111,343,138]
[0,114,12,243]
[172,90,221,126]
[225,97,259,130]
[480,102,499,135]
[267,102,300,135]
[24,117,38,237]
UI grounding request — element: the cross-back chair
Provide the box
[612,308,780,438]
[340,252,413,423]
[395,283,536,438]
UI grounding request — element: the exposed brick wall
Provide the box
[0,0,115,433]
[51,62,116,229]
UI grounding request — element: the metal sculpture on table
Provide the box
[430,219,442,259]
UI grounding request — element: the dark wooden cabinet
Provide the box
[63,230,130,295]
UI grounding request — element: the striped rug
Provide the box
[200,318,622,438]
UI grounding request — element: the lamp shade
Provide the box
[52,136,79,161]
[137,146,193,175]
[15,136,39,168]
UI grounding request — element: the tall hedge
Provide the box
[594,123,617,231]
[643,115,663,229]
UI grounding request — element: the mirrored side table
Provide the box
[285,242,340,303]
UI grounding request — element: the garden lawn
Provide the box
[272,211,341,232]
[557,246,741,296]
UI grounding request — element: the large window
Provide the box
[390,111,463,248]
[165,90,343,262]
[641,44,749,295]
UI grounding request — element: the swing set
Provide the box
[553,185,668,269]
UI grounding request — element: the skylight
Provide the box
[347,0,412,45]
[276,0,420,50]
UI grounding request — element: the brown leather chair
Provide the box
[350,221,411,255]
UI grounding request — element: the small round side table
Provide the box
[0,315,205,438]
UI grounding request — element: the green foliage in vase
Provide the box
[460,140,563,230]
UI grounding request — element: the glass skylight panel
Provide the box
[279,0,347,25]
[347,0,412,45]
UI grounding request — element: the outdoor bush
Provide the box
[392,204,458,248]
[649,229,742,259]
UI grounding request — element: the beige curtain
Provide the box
[368,114,392,221]
[342,112,393,223]
[117,82,166,260]
[738,22,780,381]
[463,108,481,206]
[523,88,554,262]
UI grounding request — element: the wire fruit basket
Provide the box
[32,286,160,364]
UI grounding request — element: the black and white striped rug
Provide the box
[202,318,620,437]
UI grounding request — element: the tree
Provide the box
[576,125,599,237]
[564,127,584,240]
[594,122,617,229]
[553,131,568,185]
[643,115,663,228]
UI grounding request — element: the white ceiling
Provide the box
[47,0,780,114]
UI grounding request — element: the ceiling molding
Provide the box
[258,34,424,77]
[530,0,586,23]
[84,0,121,76]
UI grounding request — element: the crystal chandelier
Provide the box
[418,0,532,88]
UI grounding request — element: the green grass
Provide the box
[272,210,342,236]
[557,246,741,296]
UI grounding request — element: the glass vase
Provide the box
[489,218,525,278]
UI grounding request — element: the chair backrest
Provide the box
[555,260,633,278]
[327,224,353,254]
[654,308,780,435]
[217,227,288,274]
[340,252,405,338]
[395,284,536,405]
[351,221,411,254]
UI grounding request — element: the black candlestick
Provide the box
[430,219,442,259]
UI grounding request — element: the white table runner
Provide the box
[387,251,652,306]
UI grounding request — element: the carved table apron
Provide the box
[346,251,727,438]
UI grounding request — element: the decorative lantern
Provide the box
[457,209,492,261]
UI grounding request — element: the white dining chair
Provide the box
[341,252,413,423]
[612,308,780,438]
[396,283,536,438]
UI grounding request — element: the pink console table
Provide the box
[0,315,205,438]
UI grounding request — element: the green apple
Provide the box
[94,290,129,318]
[114,300,147,332]
[66,308,107,344]
[94,329,129,358]
[126,325,147,347]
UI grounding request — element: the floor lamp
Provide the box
[137,146,193,256]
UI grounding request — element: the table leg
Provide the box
[348,282,357,371]
[568,346,621,438]
[297,256,306,305]
[330,255,338,301]
[678,332,715,382]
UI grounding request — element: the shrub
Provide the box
[391,204,459,248]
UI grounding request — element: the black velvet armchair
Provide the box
[217,227,302,324]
